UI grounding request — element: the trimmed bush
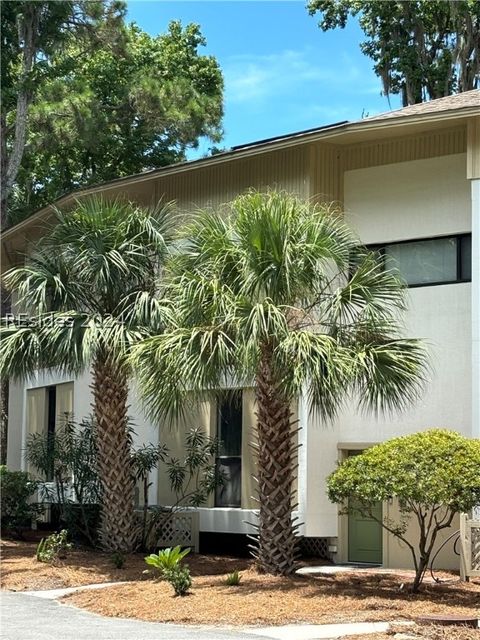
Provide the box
[0,465,42,536]
[327,429,480,592]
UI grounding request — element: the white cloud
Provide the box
[224,49,328,104]
[223,47,378,106]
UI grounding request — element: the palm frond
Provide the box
[2,196,174,381]
[132,326,239,423]
[353,338,429,415]
[276,329,354,420]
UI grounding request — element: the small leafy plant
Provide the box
[36,530,72,564]
[111,552,125,569]
[144,545,190,572]
[225,570,241,586]
[163,566,192,596]
[144,546,192,596]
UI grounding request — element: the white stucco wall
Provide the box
[301,153,472,541]
[342,152,471,439]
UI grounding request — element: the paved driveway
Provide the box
[1,593,272,640]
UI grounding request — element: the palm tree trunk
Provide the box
[92,357,136,552]
[252,345,299,575]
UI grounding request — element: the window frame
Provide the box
[214,390,243,509]
[367,233,472,289]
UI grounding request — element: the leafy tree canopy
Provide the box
[307,1,480,106]
[1,1,126,226]
[3,3,224,225]
[327,429,480,590]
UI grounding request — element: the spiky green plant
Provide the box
[144,545,191,572]
[132,190,428,576]
[1,197,173,552]
[225,570,242,586]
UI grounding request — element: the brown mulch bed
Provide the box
[1,538,251,592]
[2,539,479,628]
[344,624,480,639]
[1,538,153,591]
[65,567,480,627]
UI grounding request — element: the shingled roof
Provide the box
[363,89,479,122]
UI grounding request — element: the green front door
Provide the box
[347,451,383,564]
[348,499,383,564]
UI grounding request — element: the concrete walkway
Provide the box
[0,593,272,640]
[1,591,395,640]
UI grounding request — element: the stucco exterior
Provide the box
[3,92,479,570]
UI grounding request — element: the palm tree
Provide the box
[132,190,428,576]
[0,197,172,552]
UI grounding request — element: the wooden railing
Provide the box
[460,513,480,580]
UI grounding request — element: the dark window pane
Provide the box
[460,235,472,281]
[384,237,457,285]
[218,392,242,456]
[215,457,241,507]
[46,387,56,481]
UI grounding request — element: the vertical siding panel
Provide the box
[150,125,465,217]
[343,126,465,172]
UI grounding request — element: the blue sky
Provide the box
[127,1,402,157]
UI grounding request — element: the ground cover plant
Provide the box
[327,429,480,592]
[36,530,72,564]
[145,545,192,596]
[225,569,242,585]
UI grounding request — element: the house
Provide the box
[2,90,479,569]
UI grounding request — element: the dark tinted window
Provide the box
[369,234,472,287]
[215,391,242,508]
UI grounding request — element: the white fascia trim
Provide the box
[196,507,304,535]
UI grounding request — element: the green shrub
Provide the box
[0,466,42,536]
[144,545,190,572]
[144,545,192,596]
[36,529,72,563]
[111,551,125,569]
[225,569,241,586]
[327,429,480,592]
[163,565,192,596]
[61,503,101,546]
[26,417,101,546]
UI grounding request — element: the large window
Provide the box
[215,391,242,508]
[369,234,471,287]
[25,382,74,478]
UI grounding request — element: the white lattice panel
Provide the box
[471,523,480,572]
[155,510,200,553]
[300,537,330,559]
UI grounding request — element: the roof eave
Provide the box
[2,105,477,242]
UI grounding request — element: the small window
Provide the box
[215,392,242,508]
[369,234,472,288]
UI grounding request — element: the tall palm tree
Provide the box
[1,197,172,552]
[132,190,428,576]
